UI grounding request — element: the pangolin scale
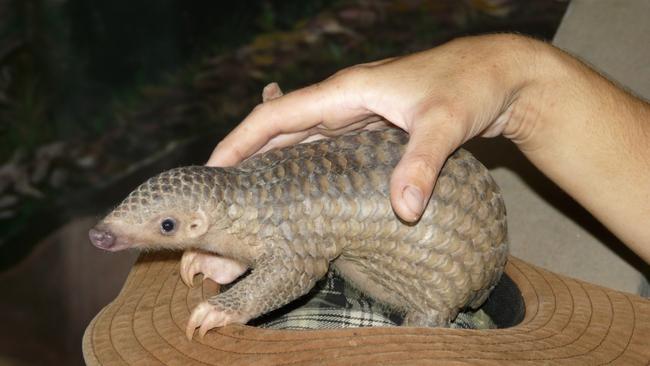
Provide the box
[91,127,508,335]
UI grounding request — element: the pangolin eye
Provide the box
[160,218,176,234]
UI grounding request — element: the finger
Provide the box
[262,82,284,102]
[313,115,387,137]
[256,130,313,155]
[329,56,397,73]
[256,115,389,154]
[363,119,392,131]
[206,71,373,167]
[389,123,461,222]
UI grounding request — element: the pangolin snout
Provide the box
[89,228,116,250]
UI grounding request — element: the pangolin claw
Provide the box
[180,250,196,287]
[186,301,250,341]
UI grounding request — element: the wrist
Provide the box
[496,37,650,258]
[451,34,555,144]
[496,36,568,151]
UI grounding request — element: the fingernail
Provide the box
[402,185,424,220]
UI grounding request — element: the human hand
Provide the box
[207,34,543,222]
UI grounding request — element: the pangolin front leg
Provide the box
[180,249,248,287]
[185,252,329,340]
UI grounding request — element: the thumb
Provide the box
[389,126,459,222]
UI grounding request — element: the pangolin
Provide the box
[89,127,508,340]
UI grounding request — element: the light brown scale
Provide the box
[98,127,508,331]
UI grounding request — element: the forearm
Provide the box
[206,33,650,262]
[506,41,650,262]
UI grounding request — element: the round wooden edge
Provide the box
[82,253,650,365]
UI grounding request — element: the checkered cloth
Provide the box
[251,270,496,330]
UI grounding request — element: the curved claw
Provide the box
[180,250,248,288]
[186,301,249,341]
[180,250,199,287]
[186,302,211,340]
[198,311,224,339]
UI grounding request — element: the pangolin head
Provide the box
[89,166,221,251]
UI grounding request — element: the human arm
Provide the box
[206,34,650,262]
[506,42,650,262]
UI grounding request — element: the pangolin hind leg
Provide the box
[333,257,454,327]
[402,309,454,327]
[333,258,406,308]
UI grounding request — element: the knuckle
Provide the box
[252,102,266,112]
[407,153,439,176]
[223,144,247,164]
[399,148,446,187]
[439,99,465,121]
[331,64,371,88]
[417,96,466,124]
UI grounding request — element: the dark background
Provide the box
[0,1,568,365]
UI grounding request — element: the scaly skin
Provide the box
[90,127,508,340]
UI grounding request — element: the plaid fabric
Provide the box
[251,270,496,330]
